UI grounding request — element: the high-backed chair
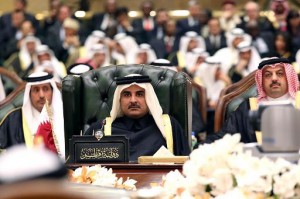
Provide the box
[0,67,24,96]
[0,84,25,122]
[192,81,207,124]
[62,64,193,156]
[214,71,257,132]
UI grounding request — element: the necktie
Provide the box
[212,36,218,49]
[165,37,172,53]
[144,19,152,31]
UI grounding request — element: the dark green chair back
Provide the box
[214,71,257,132]
[62,64,193,156]
[0,85,25,123]
[0,67,24,96]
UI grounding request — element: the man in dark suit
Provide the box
[45,4,86,64]
[0,9,25,62]
[150,20,179,64]
[0,0,39,33]
[176,0,202,38]
[244,21,274,58]
[89,0,118,38]
[204,18,227,56]
[149,8,169,41]
[238,1,275,34]
[131,0,155,44]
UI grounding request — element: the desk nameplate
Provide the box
[69,135,129,163]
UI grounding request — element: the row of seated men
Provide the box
[1,0,300,83]
[0,57,297,162]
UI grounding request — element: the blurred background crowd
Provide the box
[0,0,300,108]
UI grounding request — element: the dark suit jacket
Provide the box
[149,24,164,41]
[204,32,227,56]
[88,13,117,38]
[176,18,201,37]
[90,13,105,32]
[0,12,39,30]
[150,37,178,60]
[45,21,68,62]
[238,16,275,34]
[132,17,155,44]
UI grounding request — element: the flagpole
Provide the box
[45,100,62,158]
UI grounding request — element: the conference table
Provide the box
[0,163,183,199]
[67,163,183,189]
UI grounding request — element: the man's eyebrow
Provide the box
[263,70,272,73]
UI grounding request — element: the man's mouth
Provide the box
[128,105,140,109]
[270,83,280,88]
[38,100,46,104]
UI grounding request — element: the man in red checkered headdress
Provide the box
[206,57,300,143]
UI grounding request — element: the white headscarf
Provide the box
[90,43,110,67]
[110,74,166,138]
[112,33,139,65]
[33,45,67,79]
[134,43,157,64]
[150,59,178,72]
[237,40,261,77]
[0,75,5,101]
[19,35,41,70]
[84,30,110,59]
[225,28,252,48]
[68,64,93,75]
[195,57,226,101]
[179,31,206,53]
[187,47,209,73]
[214,28,252,73]
[22,72,65,159]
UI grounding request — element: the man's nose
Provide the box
[271,73,278,81]
[39,90,45,98]
[130,95,137,102]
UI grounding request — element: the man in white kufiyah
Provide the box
[33,45,67,81]
[134,43,157,64]
[111,33,139,65]
[195,56,231,109]
[4,35,41,78]
[89,43,110,68]
[82,30,111,63]
[177,31,206,68]
[214,28,252,74]
[86,74,190,161]
[0,72,65,159]
[19,35,42,72]
[229,40,261,83]
[186,47,209,76]
[84,30,107,56]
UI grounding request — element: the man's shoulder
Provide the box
[166,115,182,128]
[0,107,22,124]
[234,99,251,111]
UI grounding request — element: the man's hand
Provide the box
[235,59,249,74]
[65,36,80,47]
[120,19,133,32]
[215,68,231,85]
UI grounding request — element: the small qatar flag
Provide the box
[34,100,58,154]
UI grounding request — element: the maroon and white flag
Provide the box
[34,101,58,154]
